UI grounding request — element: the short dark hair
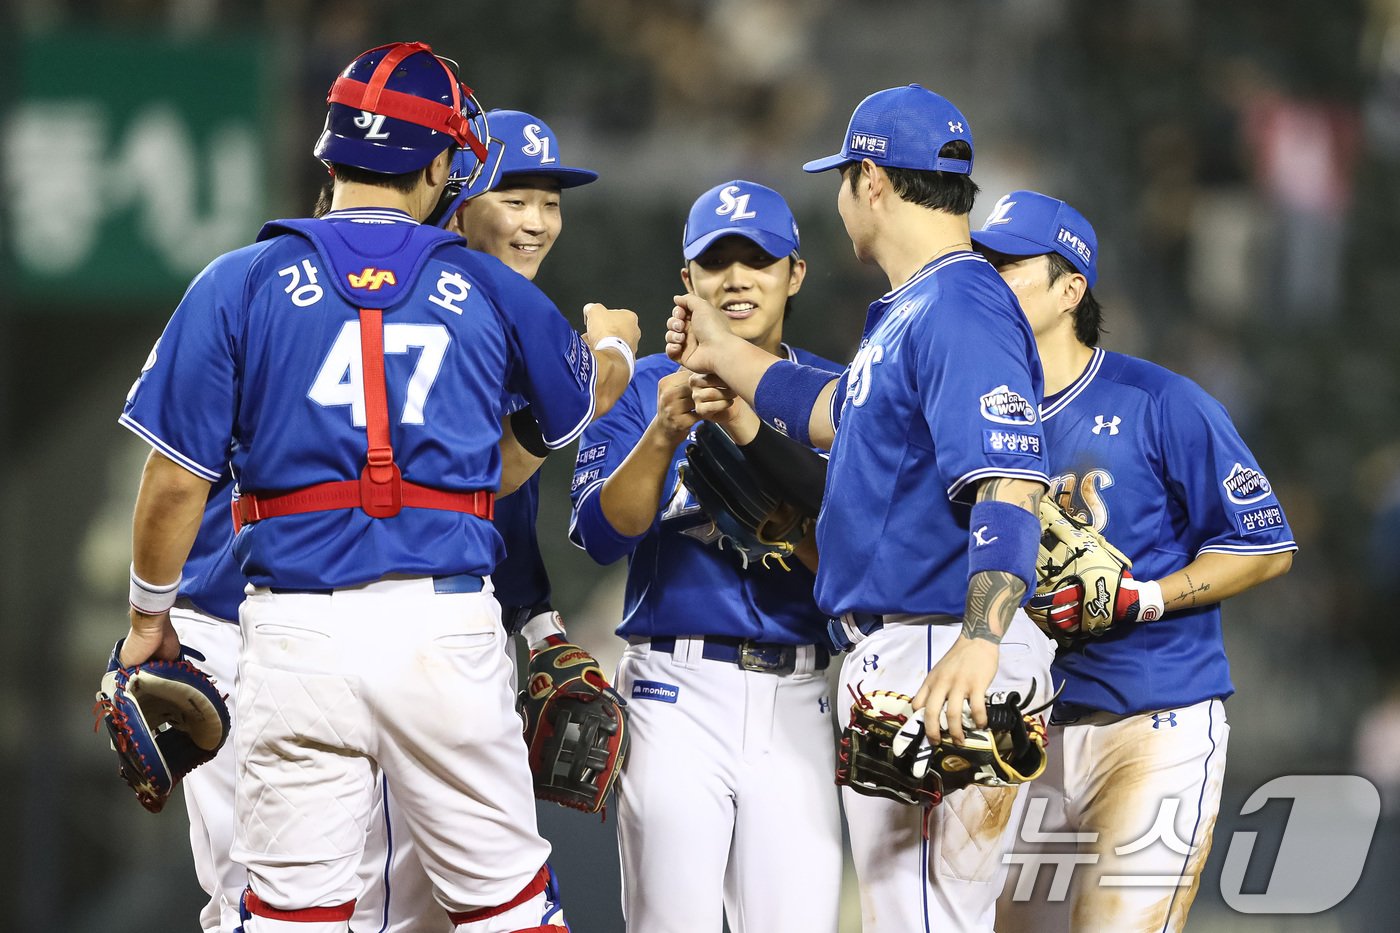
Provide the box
[328,161,427,194]
[843,140,979,215]
[1046,252,1104,346]
[312,181,333,218]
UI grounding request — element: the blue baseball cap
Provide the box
[437,110,598,226]
[971,190,1098,287]
[802,84,973,175]
[682,180,800,261]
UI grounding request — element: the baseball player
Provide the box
[664,86,1056,931]
[569,179,844,932]
[971,191,1295,931]
[116,41,640,933]
[354,108,602,933]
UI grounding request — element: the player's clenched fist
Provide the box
[655,370,700,442]
[666,293,736,374]
[582,302,641,353]
[687,372,761,441]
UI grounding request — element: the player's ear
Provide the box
[680,263,696,295]
[424,147,454,189]
[444,207,467,238]
[862,159,883,203]
[787,256,807,296]
[1057,270,1087,314]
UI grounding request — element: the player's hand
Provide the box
[119,609,182,668]
[665,294,735,373]
[654,370,700,443]
[1028,570,1158,633]
[913,637,1000,744]
[582,302,641,353]
[687,372,760,443]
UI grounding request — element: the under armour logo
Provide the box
[818,697,830,714]
[862,654,880,672]
[1152,712,1178,729]
[972,525,999,547]
[1092,415,1121,436]
[948,121,965,133]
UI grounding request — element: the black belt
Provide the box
[270,572,485,596]
[648,635,829,675]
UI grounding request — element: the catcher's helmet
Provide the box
[314,41,489,177]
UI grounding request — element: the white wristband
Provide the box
[1136,579,1165,622]
[520,610,567,651]
[129,563,180,615]
[594,336,636,381]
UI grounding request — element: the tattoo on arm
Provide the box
[1171,572,1212,609]
[976,477,1040,512]
[962,570,1026,645]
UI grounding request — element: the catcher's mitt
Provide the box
[680,421,809,570]
[519,641,629,814]
[94,639,230,813]
[1027,497,1147,647]
[836,684,1049,807]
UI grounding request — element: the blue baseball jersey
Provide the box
[815,251,1048,617]
[569,348,842,644]
[170,475,244,623]
[493,473,551,617]
[121,208,597,590]
[492,390,552,619]
[1041,348,1296,717]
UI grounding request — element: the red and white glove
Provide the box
[1029,573,1165,639]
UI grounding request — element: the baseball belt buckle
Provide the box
[738,641,795,675]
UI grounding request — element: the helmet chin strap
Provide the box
[424,175,464,228]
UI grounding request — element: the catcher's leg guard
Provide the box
[446,864,568,933]
[238,888,355,932]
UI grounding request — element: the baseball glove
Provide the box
[679,421,809,570]
[519,641,629,814]
[1027,497,1146,647]
[94,639,230,813]
[836,685,1048,807]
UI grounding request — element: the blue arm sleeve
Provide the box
[752,361,839,445]
[568,376,652,565]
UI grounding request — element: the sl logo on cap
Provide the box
[716,185,757,221]
[521,123,556,164]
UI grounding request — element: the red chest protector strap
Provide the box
[233,308,494,533]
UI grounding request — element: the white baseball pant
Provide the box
[231,576,554,933]
[170,606,244,933]
[612,637,843,933]
[838,613,1054,933]
[996,697,1230,932]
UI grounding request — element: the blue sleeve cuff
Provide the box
[568,483,646,566]
[753,360,837,446]
[966,500,1041,603]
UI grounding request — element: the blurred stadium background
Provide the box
[4,0,1399,930]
